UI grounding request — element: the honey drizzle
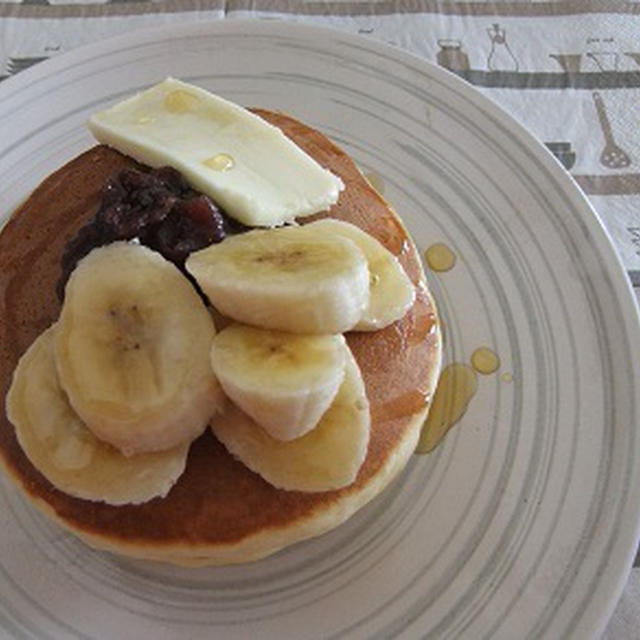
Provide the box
[416,347,503,453]
[408,312,438,346]
[203,153,235,172]
[416,363,477,454]
[372,390,430,423]
[470,347,500,375]
[164,90,200,113]
[425,243,456,272]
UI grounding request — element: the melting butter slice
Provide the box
[88,78,344,226]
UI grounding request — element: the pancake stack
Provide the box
[0,108,441,565]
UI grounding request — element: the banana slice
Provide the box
[186,226,369,334]
[304,219,415,330]
[6,327,189,505]
[210,345,370,492]
[211,325,346,441]
[55,242,222,456]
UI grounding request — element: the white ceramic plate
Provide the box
[1,20,639,639]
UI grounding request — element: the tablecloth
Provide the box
[1,1,639,637]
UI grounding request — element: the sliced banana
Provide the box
[304,219,415,330]
[210,345,370,492]
[55,242,222,456]
[211,325,346,441]
[186,225,369,334]
[6,327,189,505]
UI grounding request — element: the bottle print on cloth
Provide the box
[487,24,519,72]
[436,40,470,72]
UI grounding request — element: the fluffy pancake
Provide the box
[0,110,441,565]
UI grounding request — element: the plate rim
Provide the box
[1,18,640,637]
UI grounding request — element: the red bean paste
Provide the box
[57,166,246,299]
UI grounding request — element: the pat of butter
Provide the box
[88,78,344,227]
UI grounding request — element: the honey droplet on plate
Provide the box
[164,90,200,113]
[425,243,456,272]
[137,115,154,125]
[203,153,235,172]
[416,363,478,454]
[501,372,513,383]
[470,347,500,375]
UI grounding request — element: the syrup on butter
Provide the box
[89,78,344,227]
